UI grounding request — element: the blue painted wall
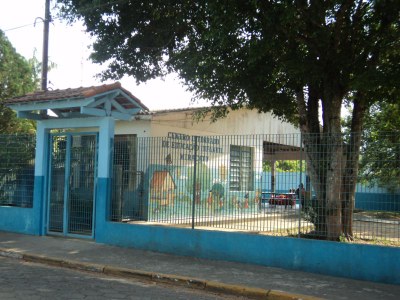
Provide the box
[355,193,400,212]
[75,172,400,284]
[1,175,399,284]
[95,221,400,285]
[0,206,36,234]
[95,177,112,238]
[262,171,307,192]
[0,175,44,235]
[262,171,400,212]
[2,169,399,285]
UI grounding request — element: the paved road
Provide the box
[1,232,399,300]
[0,257,242,300]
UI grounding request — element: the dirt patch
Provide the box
[354,210,400,221]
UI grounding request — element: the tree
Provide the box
[263,160,305,172]
[57,0,400,240]
[0,30,37,133]
[358,102,400,192]
[0,134,36,206]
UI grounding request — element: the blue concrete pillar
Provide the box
[95,117,115,236]
[33,121,49,235]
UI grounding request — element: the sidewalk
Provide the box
[0,231,399,299]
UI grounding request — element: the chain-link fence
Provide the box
[110,132,400,245]
[0,134,35,208]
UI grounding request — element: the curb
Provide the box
[0,249,23,259]
[0,248,320,300]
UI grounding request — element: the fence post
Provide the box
[191,136,198,229]
[298,132,303,238]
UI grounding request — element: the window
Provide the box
[229,145,254,191]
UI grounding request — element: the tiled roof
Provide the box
[151,106,210,114]
[4,82,149,111]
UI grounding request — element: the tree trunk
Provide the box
[296,89,328,236]
[341,94,366,240]
[322,94,344,240]
[302,133,327,236]
[324,133,344,240]
[297,87,345,240]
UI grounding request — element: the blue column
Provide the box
[33,121,49,235]
[95,117,115,236]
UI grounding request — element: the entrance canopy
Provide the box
[4,82,149,121]
[263,141,303,161]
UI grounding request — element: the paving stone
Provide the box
[0,257,237,300]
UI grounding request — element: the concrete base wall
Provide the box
[0,206,38,234]
[0,176,44,235]
[96,222,400,285]
[98,178,400,286]
[1,177,399,285]
[1,202,399,284]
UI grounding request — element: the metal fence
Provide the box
[110,132,400,245]
[0,132,398,245]
[0,134,35,208]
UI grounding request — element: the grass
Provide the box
[351,237,400,247]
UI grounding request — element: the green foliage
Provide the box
[263,160,305,172]
[343,102,400,191]
[56,0,399,126]
[0,134,36,168]
[359,103,400,191]
[0,30,37,133]
[0,134,36,206]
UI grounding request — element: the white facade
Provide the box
[111,107,301,216]
[114,107,299,138]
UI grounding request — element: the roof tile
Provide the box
[4,82,149,111]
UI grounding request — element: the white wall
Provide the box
[112,107,299,139]
[115,118,151,137]
[149,108,299,137]
[112,108,300,174]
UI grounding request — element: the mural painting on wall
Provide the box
[147,132,260,218]
[219,165,227,181]
[163,132,225,204]
[150,170,176,211]
[207,182,225,210]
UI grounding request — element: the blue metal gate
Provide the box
[47,133,97,237]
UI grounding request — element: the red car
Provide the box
[268,193,296,208]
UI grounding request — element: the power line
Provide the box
[3,16,63,33]
[3,22,42,32]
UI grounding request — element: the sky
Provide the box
[0,0,206,110]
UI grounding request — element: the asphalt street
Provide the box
[0,256,243,300]
[1,232,399,300]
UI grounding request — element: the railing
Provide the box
[110,132,400,245]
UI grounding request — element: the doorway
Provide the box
[47,133,97,237]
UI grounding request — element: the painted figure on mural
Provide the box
[254,190,261,204]
[195,181,201,204]
[208,182,224,210]
[150,171,176,211]
[244,193,249,209]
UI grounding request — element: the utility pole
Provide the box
[41,0,51,91]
